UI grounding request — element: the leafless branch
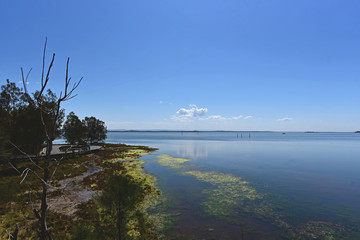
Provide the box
[20,168,32,184]
[21,68,35,105]
[6,223,19,240]
[38,53,55,100]
[6,229,11,240]
[25,68,32,83]
[16,166,54,188]
[9,162,21,174]
[59,58,82,102]
[9,142,43,170]
[41,37,47,87]
[10,162,39,221]
[49,156,64,183]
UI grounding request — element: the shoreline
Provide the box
[0,143,162,239]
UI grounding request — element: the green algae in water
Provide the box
[153,154,359,239]
[183,170,262,218]
[155,154,262,218]
[127,149,151,156]
[156,154,191,169]
[106,149,152,162]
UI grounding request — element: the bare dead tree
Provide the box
[16,38,83,240]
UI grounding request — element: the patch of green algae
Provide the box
[154,154,357,239]
[156,154,191,169]
[106,149,152,162]
[183,170,262,217]
[155,154,262,218]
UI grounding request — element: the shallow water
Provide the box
[109,132,360,238]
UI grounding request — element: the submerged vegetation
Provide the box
[156,154,191,169]
[154,154,359,240]
[155,154,262,218]
[183,170,262,217]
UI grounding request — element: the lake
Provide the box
[109,131,360,239]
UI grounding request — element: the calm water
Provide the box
[109,131,360,239]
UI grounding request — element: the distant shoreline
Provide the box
[108,130,272,133]
[107,130,356,133]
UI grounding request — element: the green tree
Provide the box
[83,116,107,144]
[0,79,24,114]
[33,89,65,140]
[0,80,64,158]
[11,90,64,157]
[0,80,16,163]
[63,112,87,145]
[0,79,27,160]
[0,127,10,164]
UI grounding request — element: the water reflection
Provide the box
[172,141,208,160]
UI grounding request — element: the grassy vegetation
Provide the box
[0,143,162,239]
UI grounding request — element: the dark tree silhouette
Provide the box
[63,111,87,145]
[83,116,107,144]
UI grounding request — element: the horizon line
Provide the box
[107,129,359,133]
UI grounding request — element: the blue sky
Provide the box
[1,0,360,131]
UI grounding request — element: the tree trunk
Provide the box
[35,153,39,166]
[39,141,52,240]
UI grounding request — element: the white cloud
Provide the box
[206,115,226,120]
[171,115,193,122]
[159,101,163,104]
[277,117,293,122]
[176,104,208,117]
[18,80,29,85]
[173,104,251,123]
[200,115,250,121]
[230,115,243,120]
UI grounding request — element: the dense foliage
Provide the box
[63,113,107,145]
[63,112,87,145]
[83,116,107,144]
[0,80,64,159]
